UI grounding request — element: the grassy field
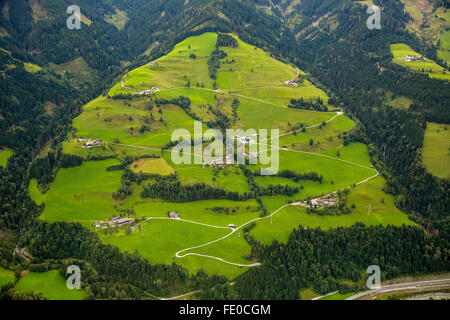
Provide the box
[109,33,218,96]
[130,157,174,175]
[101,219,241,278]
[0,267,15,288]
[422,122,450,178]
[71,96,208,149]
[43,32,413,279]
[24,62,42,73]
[15,271,85,300]
[176,166,250,193]
[216,35,297,89]
[438,30,450,64]
[30,159,123,225]
[132,198,261,227]
[250,176,415,245]
[390,43,450,80]
[0,148,13,167]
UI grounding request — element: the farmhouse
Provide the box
[401,55,424,62]
[168,211,180,219]
[284,78,299,86]
[137,87,160,95]
[228,224,236,229]
[117,218,135,227]
[309,197,339,208]
[80,139,102,149]
[150,62,158,66]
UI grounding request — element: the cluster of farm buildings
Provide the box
[136,87,160,95]
[310,197,339,208]
[76,138,103,149]
[284,78,300,86]
[94,216,136,231]
[400,55,424,62]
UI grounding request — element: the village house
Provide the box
[81,139,102,149]
[309,197,339,209]
[401,55,424,62]
[137,87,160,95]
[284,78,299,86]
[168,211,180,219]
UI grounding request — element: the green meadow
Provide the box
[132,198,261,227]
[15,271,85,300]
[0,148,13,167]
[250,176,415,245]
[101,219,237,277]
[130,157,174,175]
[176,166,250,193]
[390,43,450,80]
[35,32,415,279]
[0,267,15,288]
[30,159,123,225]
[422,122,450,179]
[215,35,297,89]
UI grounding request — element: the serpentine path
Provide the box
[110,87,379,268]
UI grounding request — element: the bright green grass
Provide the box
[0,148,13,167]
[390,43,450,80]
[101,219,240,277]
[190,232,253,267]
[62,138,115,159]
[236,99,333,133]
[133,198,261,227]
[28,178,45,205]
[250,176,415,244]
[216,35,297,89]
[422,122,450,178]
[130,157,174,175]
[0,267,14,288]
[319,291,356,300]
[278,114,355,149]
[254,148,376,197]
[438,30,450,64]
[72,96,208,147]
[30,159,123,224]
[176,166,250,193]
[15,271,85,300]
[24,62,42,73]
[230,82,328,106]
[320,142,372,167]
[108,33,218,96]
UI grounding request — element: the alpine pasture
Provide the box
[29,33,413,280]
